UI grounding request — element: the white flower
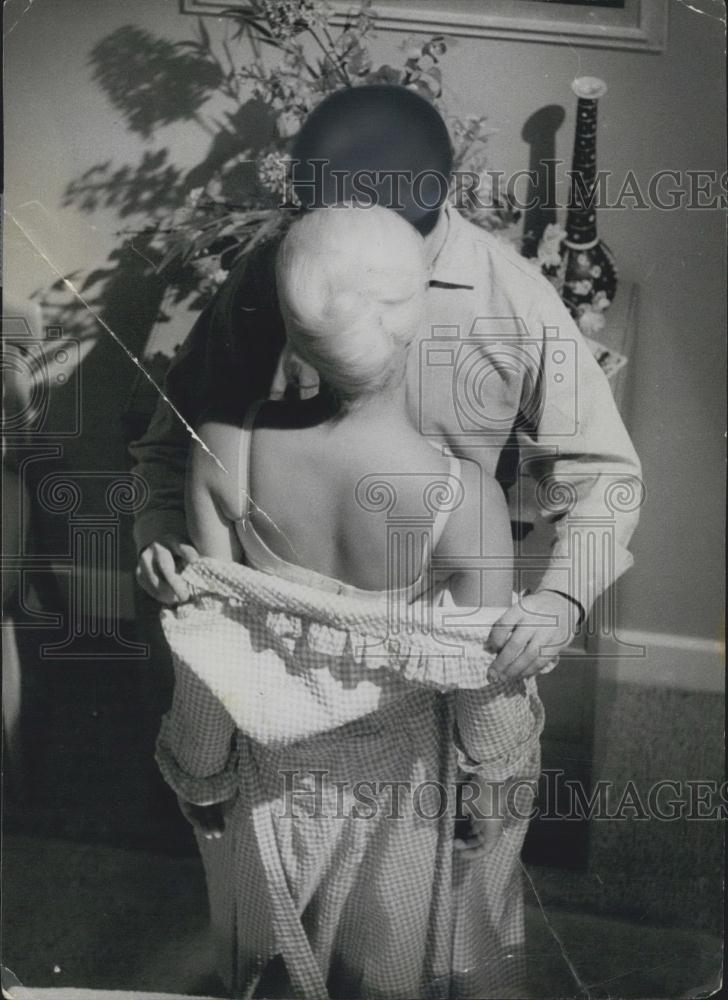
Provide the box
[592,290,611,311]
[541,222,566,247]
[577,307,606,336]
[571,279,593,296]
[257,151,290,196]
[192,254,221,278]
[277,110,301,138]
[205,177,223,200]
[535,223,566,269]
[590,264,602,278]
[185,187,204,207]
[538,249,563,269]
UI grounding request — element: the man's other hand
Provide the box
[488,590,580,679]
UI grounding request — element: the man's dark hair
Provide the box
[290,85,453,235]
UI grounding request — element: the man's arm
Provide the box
[130,239,286,601]
[129,340,204,556]
[130,297,221,602]
[524,284,643,615]
[491,282,642,677]
[130,304,213,603]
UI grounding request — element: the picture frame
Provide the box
[181,0,668,52]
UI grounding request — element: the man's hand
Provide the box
[488,590,580,680]
[135,533,199,605]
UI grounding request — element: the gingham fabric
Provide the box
[156,558,545,999]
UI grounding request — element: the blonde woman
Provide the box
[156,205,544,999]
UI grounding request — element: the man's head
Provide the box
[290,85,453,236]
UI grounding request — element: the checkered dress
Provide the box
[156,559,544,999]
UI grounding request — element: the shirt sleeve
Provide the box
[128,319,206,554]
[516,283,643,618]
[128,240,287,555]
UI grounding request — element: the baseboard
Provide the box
[596,629,725,693]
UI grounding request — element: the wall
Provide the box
[4,0,726,642]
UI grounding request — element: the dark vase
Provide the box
[561,77,618,328]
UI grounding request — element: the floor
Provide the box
[3,833,722,999]
[3,624,722,998]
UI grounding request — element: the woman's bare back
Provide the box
[189,396,513,605]
[245,398,455,590]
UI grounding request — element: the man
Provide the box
[131,84,641,678]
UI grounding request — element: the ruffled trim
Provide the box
[167,558,510,691]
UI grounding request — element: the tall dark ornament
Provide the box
[562,77,618,328]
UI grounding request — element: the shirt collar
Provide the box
[427,204,477,290]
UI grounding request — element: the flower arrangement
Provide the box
[152,0,523,299]
[143,0,619,360]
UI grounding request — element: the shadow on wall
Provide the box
[2,21,277,852]
[520,104,566,257]
[15,20,279,556]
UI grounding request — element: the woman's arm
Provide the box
[185,422,243,562]
[438,460,513,608]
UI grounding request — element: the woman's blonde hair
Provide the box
[275,204,428,405]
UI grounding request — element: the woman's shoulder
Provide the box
[195,395,272,454]
[194,419,243,459]
[437,456,509,551]
[189,419,245,504]
[192,400,306,508]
